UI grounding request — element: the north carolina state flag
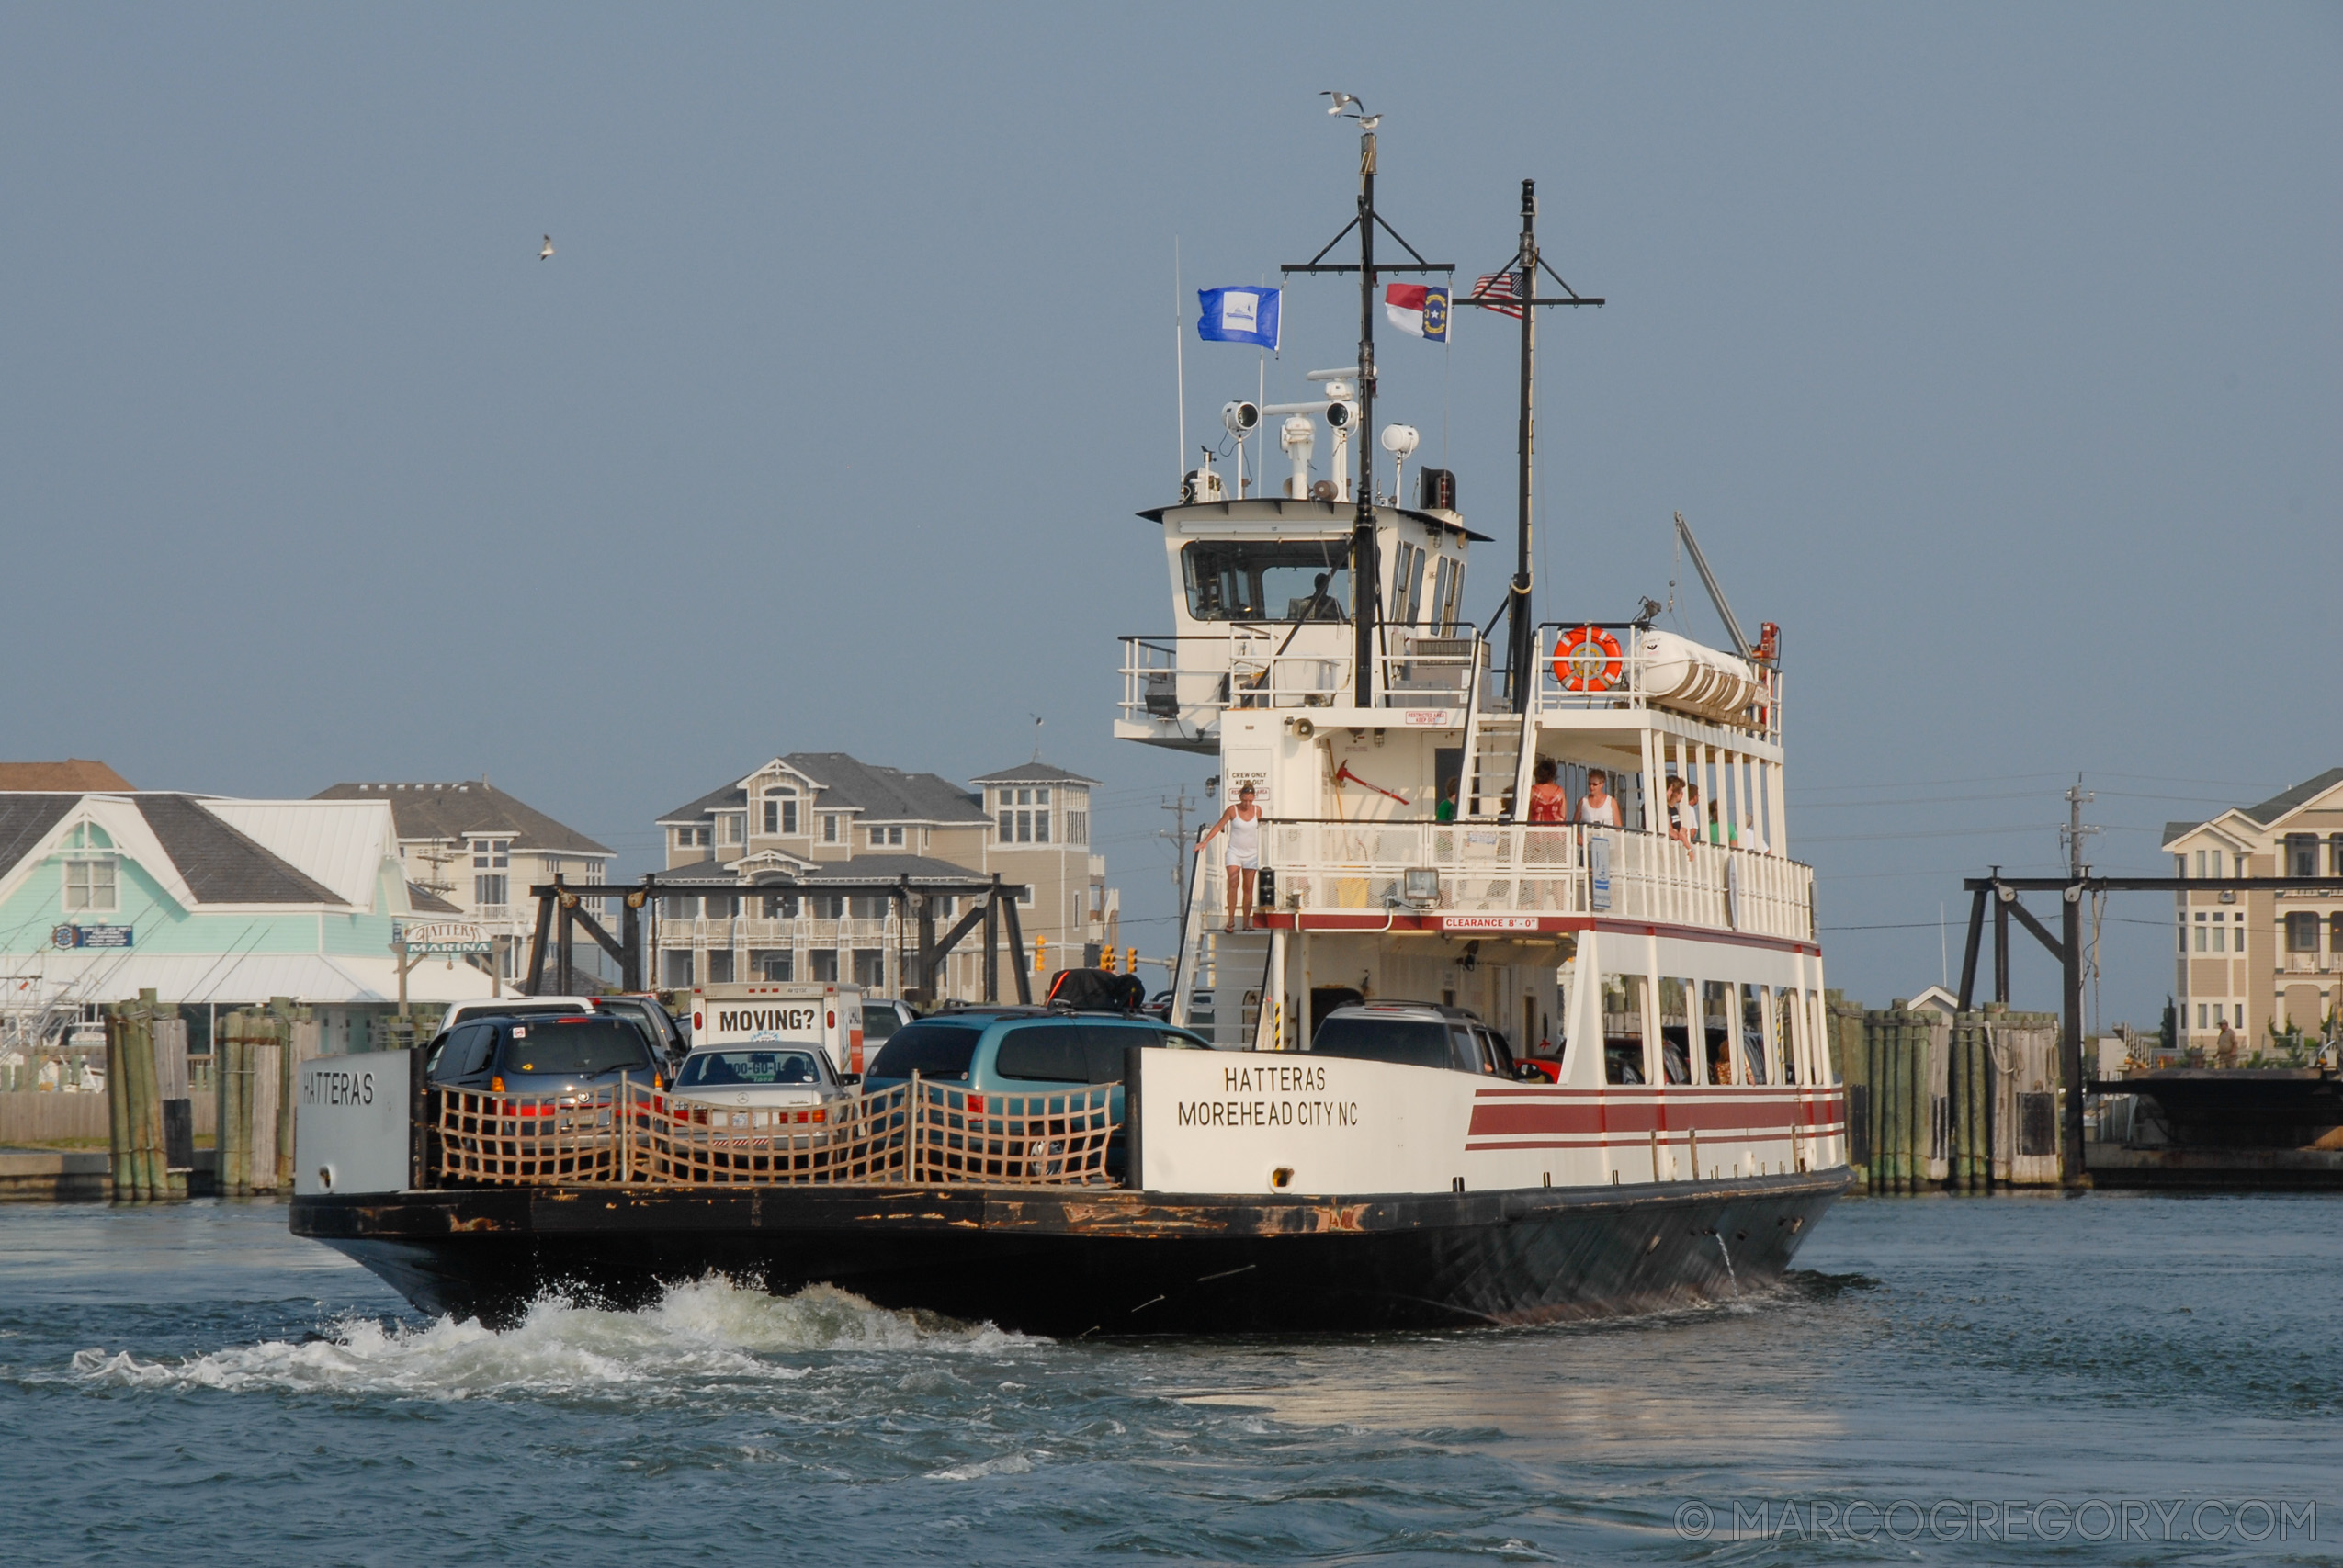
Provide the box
[1384,283,1450,342]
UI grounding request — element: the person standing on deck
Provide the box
[1664,776,1695,856]
[1575,768,1623,827]
[1527,759,1568,823]
[1198,783,1265,932]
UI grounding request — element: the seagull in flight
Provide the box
[538,235,555,261]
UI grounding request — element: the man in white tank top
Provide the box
[1197,783,1265,931]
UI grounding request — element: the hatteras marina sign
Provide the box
[390,921,493,956]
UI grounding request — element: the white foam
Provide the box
[70,1277,1033,1402]
[929,1451,1037,1481]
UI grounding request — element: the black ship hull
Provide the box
[289,1170,1850,1336]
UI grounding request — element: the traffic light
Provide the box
[1126,946,1138,976]
[1035,936,1047,973]
[1102,945,1117,974]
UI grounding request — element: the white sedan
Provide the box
[667,1045,851,1142]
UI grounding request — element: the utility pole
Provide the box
[2058,775,2096,1188]
[1160,787,1194,911]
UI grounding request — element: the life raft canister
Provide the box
[1552,626,1624,692]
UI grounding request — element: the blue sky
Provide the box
[3,5,2336,1021]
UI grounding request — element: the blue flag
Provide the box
[1197,287,1280,350]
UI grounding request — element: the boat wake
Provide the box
[69,1277,1035,1402]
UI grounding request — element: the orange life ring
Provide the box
[1552,626,1624,692]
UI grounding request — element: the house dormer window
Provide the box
[764,787,799,836]
[63,858,118,912]
[472,839,510,869]
[822,814,839,844]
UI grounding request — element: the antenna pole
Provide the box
[1174,239,1185,494]
[1353,125,1379,709]
[1508,179,1536,710]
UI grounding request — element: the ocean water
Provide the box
[3,1192,2337,1565]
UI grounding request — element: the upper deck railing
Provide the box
[1118,622,1780,742]
[1246,819,1814,942]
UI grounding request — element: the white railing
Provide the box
[1118,629,1491,728]
[1260,819,1815,942]
[2282,953,2335,975]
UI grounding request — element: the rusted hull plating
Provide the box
[290,1170,1849,1335]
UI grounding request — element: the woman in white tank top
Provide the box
[1197,783,1265,931]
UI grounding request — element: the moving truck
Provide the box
[688,982,868,1074]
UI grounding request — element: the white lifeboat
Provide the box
[1633,630,1764,724]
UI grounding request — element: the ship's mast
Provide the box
[1287,96,1450,710]
[1463,181,1603,707]
[1353,126,1378,708]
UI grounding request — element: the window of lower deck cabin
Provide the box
[1739,984,1769,1084]
[1703,980,1736,1084]
[1181,540,1352,622]
[1812,991,1837,1083]
[1656,978,1695,1084]
[1602,974,1648,1084]
[1772,987,1800,1085]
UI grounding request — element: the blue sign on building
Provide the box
[51,924,135,949]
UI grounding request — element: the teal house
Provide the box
[1,788,499,1054]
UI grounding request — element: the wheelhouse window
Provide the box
[1181,539,1352,622]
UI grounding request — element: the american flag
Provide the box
[1468,272,1523,321]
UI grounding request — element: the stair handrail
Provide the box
[1167,829,1212,1029]
[1456,631,1484,817]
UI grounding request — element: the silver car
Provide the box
[667,1044,852,1145]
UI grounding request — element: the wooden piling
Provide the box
[1911,1019,1930,1192]
[119,998,152,1201]
[105,1007,133,1201]
[137,996,166,1201]
[217,1009,247,1197]
[270,997,300,1192]
[1887,1016,1907,1192]
[1964,1021,1986,1191]
[1862,1013,1880,1192]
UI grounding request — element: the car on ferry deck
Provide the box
[592,993,688,1069]
[425,1010,667,1099]
[862,1010,1210,1179]
[862,1009,1209,1111]
[861,997,919,1051]
[668,1043,851,1145]
[1309,1001,1544,1080]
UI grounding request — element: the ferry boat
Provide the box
[289,109,1849,1333]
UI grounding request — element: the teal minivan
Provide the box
[862,1007,1210,1121]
